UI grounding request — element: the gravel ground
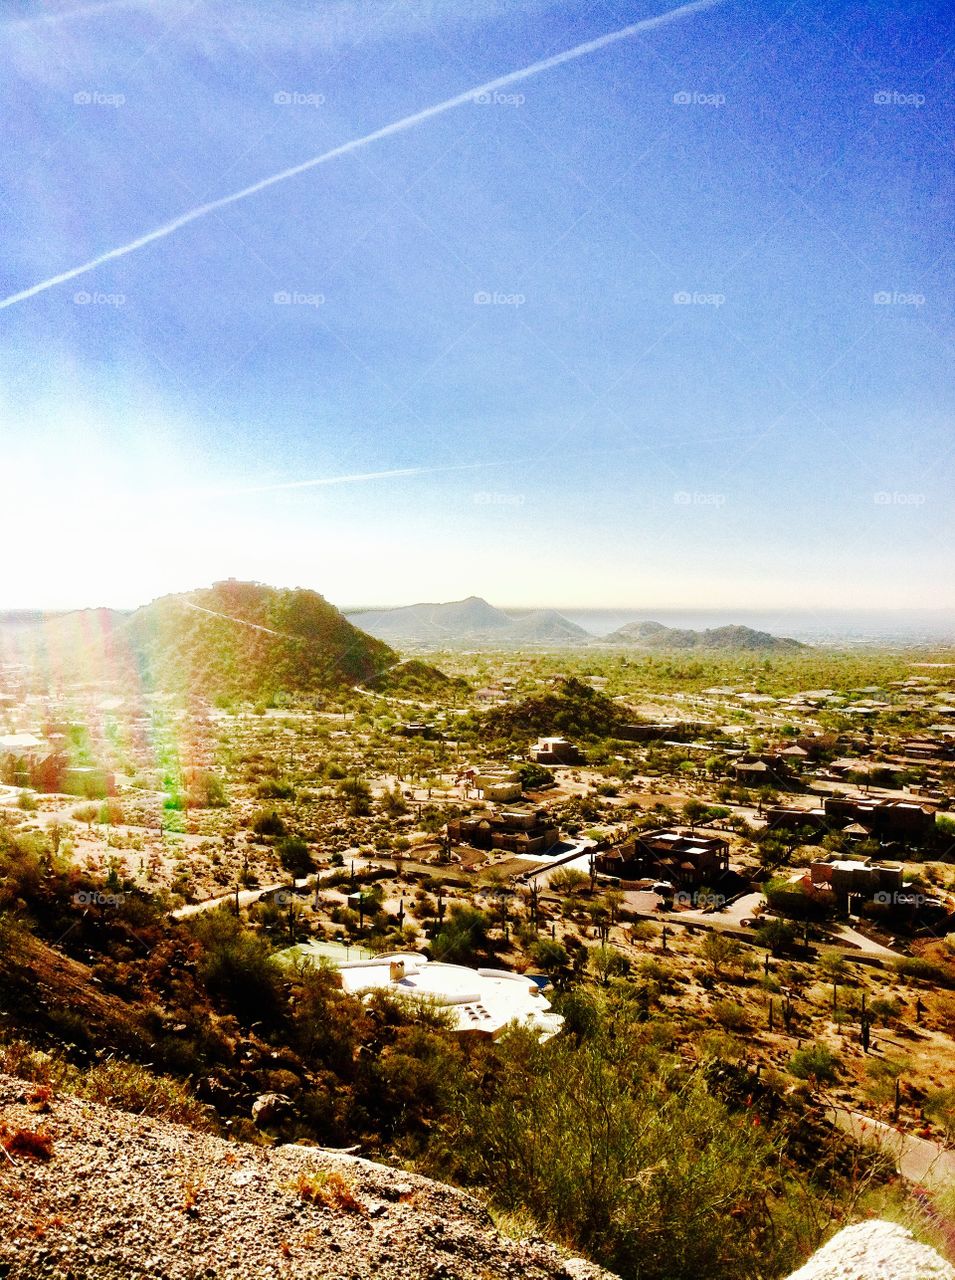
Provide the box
[0,1073,615,1280]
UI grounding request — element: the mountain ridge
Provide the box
[604,620,806,650]
[346,598,805,651]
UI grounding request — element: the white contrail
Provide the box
[178,458,513,499]
[5,0,149,30]
[0,0,723,309]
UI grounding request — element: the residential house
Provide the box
[595,828,730,889]
[531,737,583,765]
[823,796,935,843]
[446,806,560,857]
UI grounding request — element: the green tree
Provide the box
[431,905,490,964]
[278,835,313,878]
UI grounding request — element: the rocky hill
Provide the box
[604,620,806,651]
[482,676,630,740]
[126,580,397,701]
[0,1073,613,1280]
[0,582,428,702]
[504,609,591,646]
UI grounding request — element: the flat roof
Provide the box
[333,953,562,1038]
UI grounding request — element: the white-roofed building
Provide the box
[334,952,562,1040]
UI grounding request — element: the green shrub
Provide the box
[711,999,750,1032]
[431,906,490,964]
[72,1059,214,1128]
[549,867,589,894]
[789,1042,840,1085]
[432,1021,833,1280]
[190,909,283,1023]
[250,808,287,838]
[894,956,948,986]
[278,835,313,878]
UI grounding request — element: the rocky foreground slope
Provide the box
[2,1073,952,1280]
[0,1074,612,1280]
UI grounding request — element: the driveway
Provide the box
[829,923,898,957]
[519,839,595,887]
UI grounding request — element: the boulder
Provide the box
[251,1092,292,1127]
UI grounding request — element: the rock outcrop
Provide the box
[785,1220,954,1280]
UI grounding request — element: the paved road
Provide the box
[828,1106,955,1191]
[172,880,305,919]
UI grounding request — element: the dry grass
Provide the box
[1,1126,53,1161]
[292,1167,364,1213]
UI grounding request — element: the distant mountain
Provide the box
[0,607,133,684]
[348,596,510,644]
[604,621,806,651]
[346,597,588,648]
[500,609,591,645]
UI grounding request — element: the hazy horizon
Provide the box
[4,589,955,646]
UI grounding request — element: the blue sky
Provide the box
[1,0,952,610]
